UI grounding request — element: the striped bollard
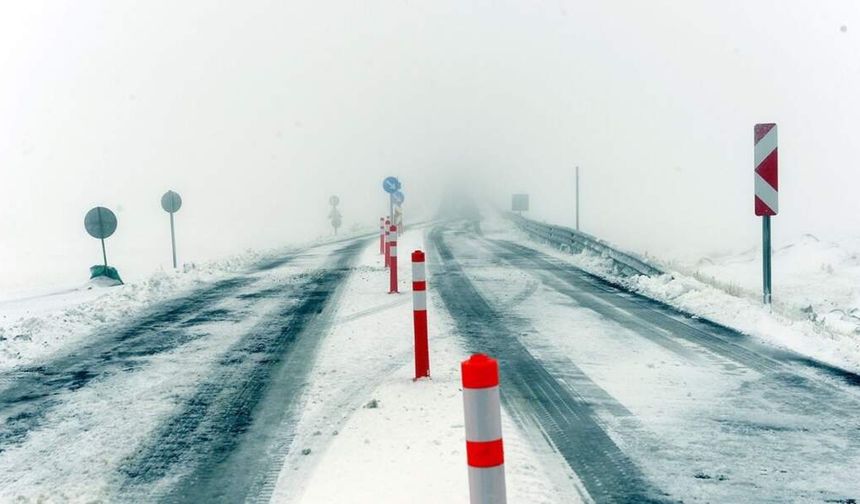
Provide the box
[384,219,391,268]
[412,250,429,379]
[379,217,385,255]
[388,225,399,293]
[462,354,506,504]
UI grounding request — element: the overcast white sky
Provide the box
[2,1,859,290]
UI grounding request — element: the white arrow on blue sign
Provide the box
[392,191,405,205]
[383,177,401,194]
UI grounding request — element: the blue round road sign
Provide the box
[392,191,405,205]
[383,176,401,194]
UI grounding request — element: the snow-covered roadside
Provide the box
[0,230,372,373]
[270,229,579,504]
[483,216,860,375]
[662,233,860,335]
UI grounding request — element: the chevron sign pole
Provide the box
[755,123,778,305]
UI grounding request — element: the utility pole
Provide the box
[575,166,580,231]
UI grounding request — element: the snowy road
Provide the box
[2,221,860,503]
[428,222,860,503]
[0,238,367,501]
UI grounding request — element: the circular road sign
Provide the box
[392,190,405,205]
[329,195,340,206]
[161,190,182,214]
[84,207,118,239]
[382,176,401,194]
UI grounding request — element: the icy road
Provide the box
[1,220,859,503]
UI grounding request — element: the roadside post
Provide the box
[160,190,182,268]
[461,354,506,504]
[388,225,399,293]
[411,250,429,379]
[754,123,778,305]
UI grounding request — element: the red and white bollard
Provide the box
[388,225,399,293]
[384,219,391,268]
[379,217,385,255]
[412,250,429,379]
[462,354,506,504]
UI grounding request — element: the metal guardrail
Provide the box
[508,214,664,278]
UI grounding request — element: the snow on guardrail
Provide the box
[507,214,663,278]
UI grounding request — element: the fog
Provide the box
[2,1,859,291]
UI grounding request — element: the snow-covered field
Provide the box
[499,216,860,375]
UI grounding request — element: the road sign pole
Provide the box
[384,219,391,268]
[763,216,772,305]
[754,123,778,306]
[170,212,177,269]
[101,238,108,268]
[389,193,394,231]
[575,166,580,231]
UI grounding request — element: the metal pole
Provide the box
[170,212,177,269]
[575,166,580,231]
[389,193,394,230]
[762,215,772,305]
[101,238,108,268]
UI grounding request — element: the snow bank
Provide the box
[0,249,267,372]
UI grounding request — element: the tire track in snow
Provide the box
[0,275,259,455]
[118,240,366,503]
[428,226,669,503]
[486,238,860,400]
[476,234,860,502]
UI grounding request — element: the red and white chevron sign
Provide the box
[754,123,778,216]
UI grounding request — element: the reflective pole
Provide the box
[388,225,399,293]
[462,354,506,504]
[412,250,429,379]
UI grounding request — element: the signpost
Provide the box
[329,195,342,235]
[85,206,118,268]
[511,194,529,214]
[382,176,401,227]
[161,190,182,268]
[754,123,778,305]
